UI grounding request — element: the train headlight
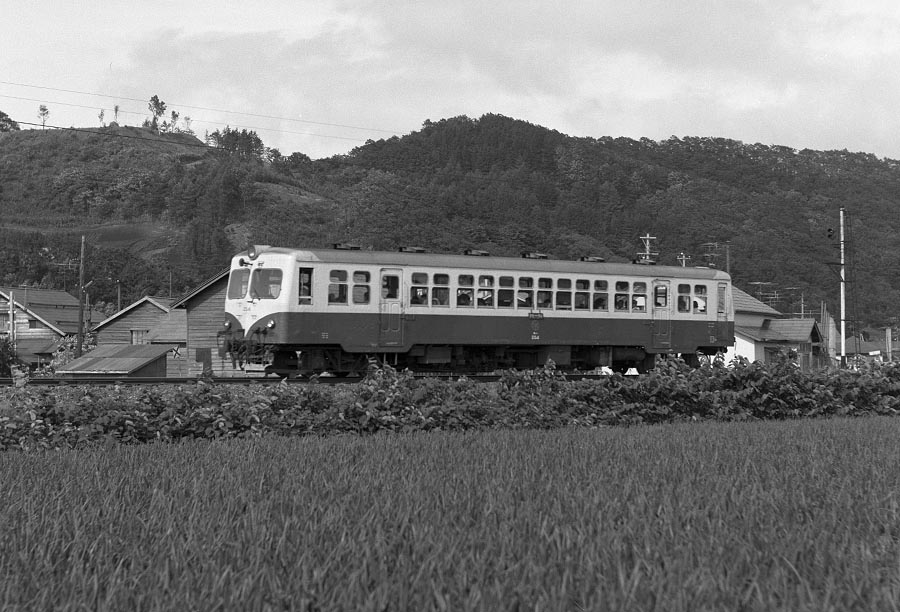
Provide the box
[223,320,231,329]
[266,319,276,329]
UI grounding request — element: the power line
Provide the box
[0,80,400,133]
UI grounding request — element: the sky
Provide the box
[3,0,900,160]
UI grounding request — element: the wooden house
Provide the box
[169,270,235,377]
[0,287,105,369]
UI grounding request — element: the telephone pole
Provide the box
[76,235,85,358]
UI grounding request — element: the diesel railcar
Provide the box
[218,245,735,376]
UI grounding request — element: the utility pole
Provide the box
[76,235,85,358]
[839,207,846,366]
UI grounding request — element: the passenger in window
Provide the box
[615,294,629,311]
[632,295,646,312]
[457,289,473,306]
[693,297,707,313]
[411,288,428,305]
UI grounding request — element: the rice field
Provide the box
[2,417,899,611]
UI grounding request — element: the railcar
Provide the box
[218,245,735,376]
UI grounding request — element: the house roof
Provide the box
[144,309,187,343]
[0,286,105,335]
[732,287,782,317]
[56,344,178,375]
[170,269,229,308]
[736,318,821,343]
[92,295,174,331]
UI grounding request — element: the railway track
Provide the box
[0,372,620,387]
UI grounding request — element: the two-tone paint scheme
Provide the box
[219,245,735,375]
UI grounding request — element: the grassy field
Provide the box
[2,417,899,611]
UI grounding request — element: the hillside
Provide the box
[0,115,898,327]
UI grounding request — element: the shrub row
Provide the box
[1,355,899,451]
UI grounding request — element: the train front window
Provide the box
[227,268,250,299]
[249,268,283,299]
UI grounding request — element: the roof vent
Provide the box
[464,249,490,256]
[521,252,550,259]
[332,243,361,250]
[398,246,426,253]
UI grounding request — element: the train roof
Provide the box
[238,246,731,280]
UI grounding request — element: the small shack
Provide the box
[56,344,177,379]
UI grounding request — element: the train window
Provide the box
[556,291,572,310]
[519,277,534,288]
[538,278,553,289]
[594,280,608,291]
[459,275,474,287]
[576,279,589,291]
[575,292,590,310]
[477,289,494,307]
[615,281,629,292]
[498,289,515,308]
[499,276,514,287]
[614,293,629,311]
[227,268,250,299]
[537,290,553,309]
[693,285,708,313]
[593,292,608,310]
[457,288,474,307]
[518,290,533,308]
[382,276,399,300]
[677,284,691,313]
[632,283,647,312]
[353,271,369,283]
[410,287,429,306]
[434,274,449,285]
[352,285,370,304]
[298,268,313,304]
[653,286,668,308]
[412,272,428,285]
[558,279,572,290]
[328,270,348,304]
[250,268,283,300]
[433,287,450,306]
[479,275,494,287]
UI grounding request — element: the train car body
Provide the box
[218,245,735,376]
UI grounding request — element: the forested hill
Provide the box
[0,114,898,327]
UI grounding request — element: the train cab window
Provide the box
[677,284,691,312]
[593,280,608,311]
[381,275,399,299]
[298,268,313,304]
[517,290,534,308]
[352,271,370,304]
[632,282,647,312]
[250,268,283,299]
[537,290,553,309]
[653,285,668,308]
[457,288,474,307]
[227,268,250,299]
[328,270,348,304]
[693,285,708,314]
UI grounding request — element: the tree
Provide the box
[0,110,19,132]
[38,104,49,129]
[148,95,166,133]
[0,336,19,377]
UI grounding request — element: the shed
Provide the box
[170,269,235,377]
[56,344,178,379]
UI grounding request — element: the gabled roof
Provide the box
[732,287,782,317]
[56,344,177,375]
[170,269,229,308]
[736,318,821,343]
[91,295,174,331]
[144,309,187,343]
[0,286,105,335]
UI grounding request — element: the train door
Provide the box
[651,280,671,349]
[379,269,403,346]
[715,281,730,340]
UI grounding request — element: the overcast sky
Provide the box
[3,0,899,160]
